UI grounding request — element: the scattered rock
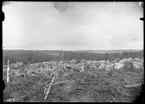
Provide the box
[98,63,106,70]
[114,63,124,70]
[3,58,144,102]
[105,64,115,71]
[133,61,143,71]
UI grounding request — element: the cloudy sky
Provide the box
[2,2,143,50]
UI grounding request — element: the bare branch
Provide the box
[44,77,55,100]
[124,83,142,88]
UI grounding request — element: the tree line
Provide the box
[3,50,144,65]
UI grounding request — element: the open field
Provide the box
[3,2,144,102]
[3,57,144,102]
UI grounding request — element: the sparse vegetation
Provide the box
[3,56,144,102]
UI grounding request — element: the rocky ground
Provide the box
[3,58,144,102]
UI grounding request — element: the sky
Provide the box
[2,2,143,50]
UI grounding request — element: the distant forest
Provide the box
[3,50,144,64]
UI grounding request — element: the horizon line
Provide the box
[3,49,143,51]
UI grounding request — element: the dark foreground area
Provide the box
[3,58,144,102]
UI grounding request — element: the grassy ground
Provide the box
[3,61,144,102]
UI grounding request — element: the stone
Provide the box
[98,63,106,70]
[105,64,115,71]
[133,61,143,69]
[114,63,124,70]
